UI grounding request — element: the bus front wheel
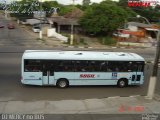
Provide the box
[56,79,69,88]
[117,79,128,88]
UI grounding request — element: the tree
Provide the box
[117,0,128,7]
[118,0,160,23]
[76,4,87,11]
[42,1,60,17]
[79,1,128,36]
[83,0,90,6]
[132,6,160,23]
[59,5,77,16]
[117,0,137,18]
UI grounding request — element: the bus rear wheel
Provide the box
[117,79,128,88]
[57,79,69,88]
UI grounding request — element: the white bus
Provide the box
[21,50,145,88]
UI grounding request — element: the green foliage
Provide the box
[59,5,77,16]
[79,0,128,36]
[76,4,88,11]
[99,36,117,45]
[133,7,160,23]
[42,1,60,17]
[123,7,137,18]
[117,0,128,8]
[118,0,160,23]
[83,0,91,6]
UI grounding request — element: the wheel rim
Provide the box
[120,81,125,87]
[59,81,67,88]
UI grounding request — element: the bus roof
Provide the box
[22,50,145,61]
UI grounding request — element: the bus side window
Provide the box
[100,61,106,71]
[107,67,112,72]
[127,62,132,72]
[107,62,113,72]
[25,66,29,72]
[24,60,42,72]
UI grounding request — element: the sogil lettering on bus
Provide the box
[80,74,95,78]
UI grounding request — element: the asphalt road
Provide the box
[0,18,45,47]
[0,50,155,101]
[0,15,159,101]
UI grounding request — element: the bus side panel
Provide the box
[22,72,43,85]
[54,72,119,85]
[117,72,131,84]
[54,72,76,85]
[75,72,118,85]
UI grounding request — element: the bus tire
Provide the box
[56,79,69,88]
[117,79,128,88]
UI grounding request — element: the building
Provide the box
[48,8,83,33]
[115,22,159,43]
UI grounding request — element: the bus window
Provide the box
[99,61,107,72]
[107,61,131,72]
[80,61,89,72]
[108,61,115,72]
[24,60,42,72]
[56,60,75,72]
[74,61,90,72]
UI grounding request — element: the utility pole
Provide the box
[136,15,160,99]
[70,24,74,45]
[70,0,76,45]
[147,30,160,99]
[39,0,43,39]
[72,0,75,5]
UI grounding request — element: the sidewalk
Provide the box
[0,95,160,114]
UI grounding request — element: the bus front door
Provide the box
[42,63,55,85]
[131,63,143,85]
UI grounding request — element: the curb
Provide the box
[66,46,153,50]
[107,95,142,99]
